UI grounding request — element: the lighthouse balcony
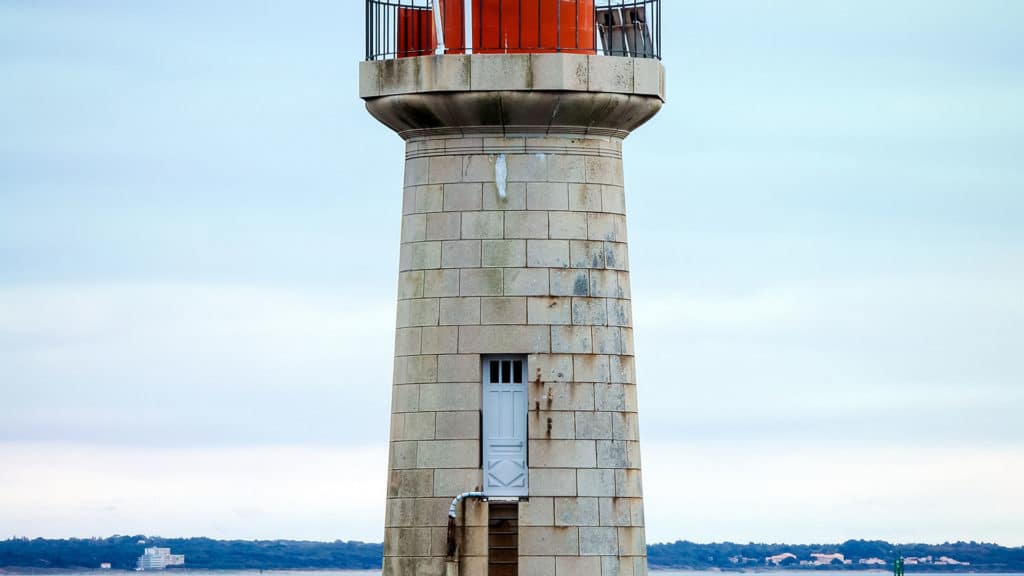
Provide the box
[365,0,661,61]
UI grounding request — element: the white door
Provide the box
[482,356,528,497]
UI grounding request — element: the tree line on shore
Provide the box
[1,536,1022,571]
[647,540,1024,571]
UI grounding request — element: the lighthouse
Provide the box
[359,1,664,574]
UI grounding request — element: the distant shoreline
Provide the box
[4,537,1022,573]
[2,565,1024,569]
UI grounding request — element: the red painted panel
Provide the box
[399,0,595,57]
[472,0,595,54]
[397,7,433,57]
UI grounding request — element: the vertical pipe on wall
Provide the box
[464,0,474,53]
[434,0,447,54]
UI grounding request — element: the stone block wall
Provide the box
[384,135,647,576]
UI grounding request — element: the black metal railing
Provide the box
[365,0,660,61]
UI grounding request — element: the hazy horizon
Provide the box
[2,1,1022,546]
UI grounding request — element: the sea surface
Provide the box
[5,571,1022,576]
[4,565,1019,569]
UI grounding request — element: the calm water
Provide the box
[4,565,1019,569]
[7,571,1022,576]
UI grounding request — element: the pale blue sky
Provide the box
[1,1,1022,545]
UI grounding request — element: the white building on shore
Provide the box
[136,547,184,570]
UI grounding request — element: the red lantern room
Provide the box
[367,0,660,61]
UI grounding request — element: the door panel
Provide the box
[483,357,528,497]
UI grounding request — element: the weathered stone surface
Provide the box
[549,211,589,240]
[504,267,549,296]
[483,182,526,210]
[529,353,574,383]
[607,299,632,327]
[409,241,442,270]
[551,325,593,354]
[588,213,627,242]
[434,411,479,440]
[390,383,419,412]
[414,184,445,213]
[423,269,459,298]
[602,185,626,214]
[443,182,483,210]
[433,468,482,497]
[529,440,597,468]
[527,182,569,210]
[595,383,638,412]
[569,183,603,212]
[416,440,479,468]
[367,53,665,101]
[519,497,554,526]
[573,298,609,326]
[618,526,647,556]
[389,441,417,470]
[358,60,380,98]
[599,497,632,527]
[461,211,503,239]
[531,53,589,91]
[612,412,640,441]
[555,497,600,527]
[388,469,434,498]
[615,469,644,498]
[441,240,481,268]
[588,55,634,94]
[520,527,580,556]
[529,410,575,440]
[470,54,532,91]
[480,296,527,325]
[425,212,460,241]
[531,381,595,412]
[575,411,613,440]
[459,268,503,296]
[558,556,602,576]
[634,57,663,99]
[577,468,616,497]
[401,214,426,243]
[508,155,549,182]
[419,382,480,411]
[458,325,550,353]
[551,269,591,297]
[527,239,571,268]
[439,297,480,326]
[580,526,618,556]
[394,328,421,357]
[505,211,549,239]
[528,297,572,325]
[529,468,577,496]
[429,156,463,184]
[394,355,438,384]
[420,326,458,355]
[520,556,556,576]
[436,354,480,382]
[379,106,658,572]
[482,239,526,268]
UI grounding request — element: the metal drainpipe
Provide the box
[433,1,446,55]
[446,491,486,564]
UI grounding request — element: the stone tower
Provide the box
[360,2,664,575]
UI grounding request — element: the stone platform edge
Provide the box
[360,53,666,101]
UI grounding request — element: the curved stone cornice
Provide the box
[360,54,665,140]
[366,90,663,140]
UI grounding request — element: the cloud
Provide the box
[0,442,386,542]
[642,442,1024,545]
[632,269,1024,447]
[3,441,1021,546]
[0,283,396,446]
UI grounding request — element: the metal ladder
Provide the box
[488,502,519,576]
